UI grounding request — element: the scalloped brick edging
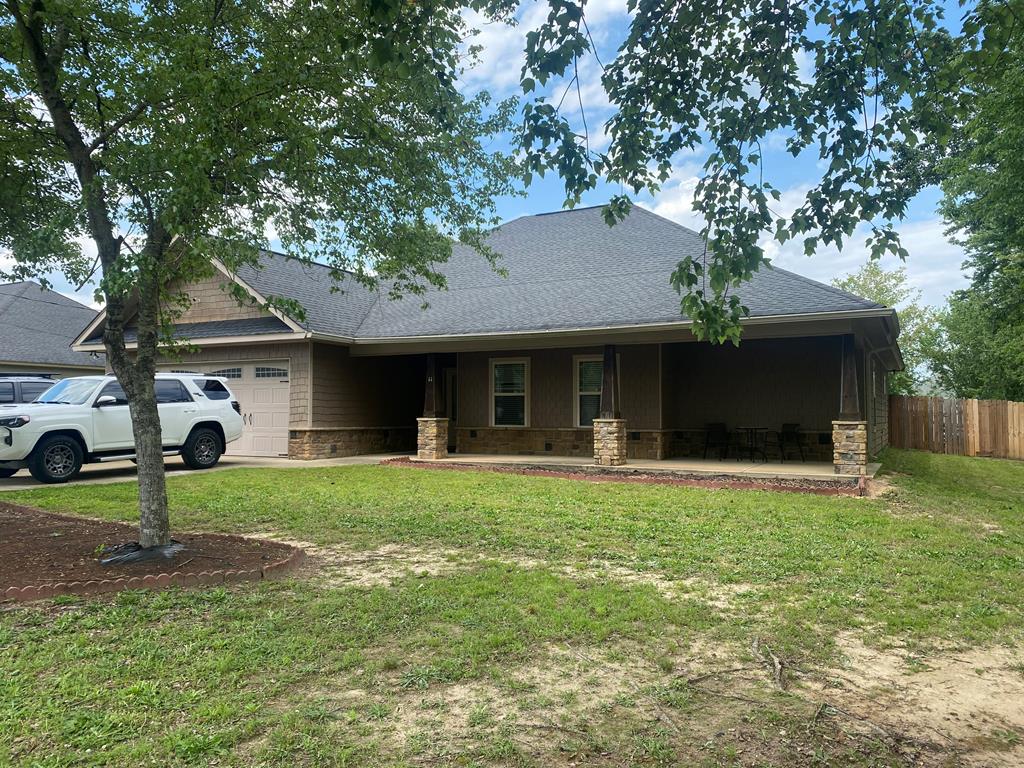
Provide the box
[2,543,305,604]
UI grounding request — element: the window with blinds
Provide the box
[490,359,528,426]
[575,356,603,427]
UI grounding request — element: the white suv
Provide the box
[0,373,244,483]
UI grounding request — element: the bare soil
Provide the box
[384,456,866,495]
[0,502,296,589]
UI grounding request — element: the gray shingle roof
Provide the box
[240,205,883,339]
[0,281,104,367]
[236,257,378,337]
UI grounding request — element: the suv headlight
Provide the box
[0,415,30,428]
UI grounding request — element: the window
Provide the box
[20,382,53,402]
[0,383,13,403]
[209,367,242,379]
[97,381,129,405]
[194,378,232,400]
[490,359,528,427]
[155,380,192,404]
[574,356,603,427]
[255,366,288,380]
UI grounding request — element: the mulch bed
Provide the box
[1,502,303,603]
[383,457,867,496]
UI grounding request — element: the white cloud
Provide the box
[764,218,968,308]
[643,169,968,308]
[458,0,630,99]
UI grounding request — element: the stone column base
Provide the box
[593,419,627,466]
[417,418,449,460]
[832,420,868,475]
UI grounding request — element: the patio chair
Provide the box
[765,423,806,462]
[703,423,730,459]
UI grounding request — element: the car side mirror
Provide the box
[94,395,118,407]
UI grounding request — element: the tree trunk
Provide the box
[12,1,172,548]
[104,243,172,549]
[126,374,170,548]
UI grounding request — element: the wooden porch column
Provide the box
[423,353,438,418]
[599,344,620,418]
[594,344,626,466]
[833,334,867,476]
[418,354,448,460]
[839,334,861,420]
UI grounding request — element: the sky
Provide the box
[10,0,970,312]
[456,0,971,310]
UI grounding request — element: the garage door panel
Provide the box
[161,361,289,457]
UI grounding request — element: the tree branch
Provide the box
[88,100,152,153]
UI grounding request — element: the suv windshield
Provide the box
[35,378,103,405]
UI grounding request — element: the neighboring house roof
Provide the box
[76,205,892,346]
[0,281,104,368]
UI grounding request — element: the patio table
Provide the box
[736,427,769,462]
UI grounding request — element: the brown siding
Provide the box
[157,342,311,428]
[661,336,843,431]
[171,273,269,324]
[457,345,661,430]
[310,343,424,428]
[867,355,889,456]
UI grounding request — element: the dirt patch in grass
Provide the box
[260,535,759,612]
[0,502,298,592]
[803,634,1024,767]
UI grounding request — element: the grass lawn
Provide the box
[1,448,1022,767]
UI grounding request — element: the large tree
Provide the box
[1,0,516,547]
[831,263,940,395]
[893,1,1024,400]
[927,289,1024,401]
[516,0,1003,343]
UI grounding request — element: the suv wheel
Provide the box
[28,435,84,484]
[181,427,221,470]
[0,468,18,478]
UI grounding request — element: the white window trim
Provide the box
[489,357,530,428]
[572,353,621,428]
[572,354,603,428]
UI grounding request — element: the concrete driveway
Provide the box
[0,453,405,491]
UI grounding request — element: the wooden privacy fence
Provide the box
[889,395,1024,460]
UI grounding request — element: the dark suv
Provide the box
[0,376,57,404]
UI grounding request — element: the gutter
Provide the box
[314,306,898,346]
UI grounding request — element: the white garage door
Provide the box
[162,361,290,457]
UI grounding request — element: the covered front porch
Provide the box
[398,324,892,478]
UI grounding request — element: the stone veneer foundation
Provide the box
[288,427,415,460]
[417,418,449,460]
[453,427,834,462]
[593,419,627,466]
[832,420,868,475]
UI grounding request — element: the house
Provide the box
[74,206,901,474]
[0,281,105,379]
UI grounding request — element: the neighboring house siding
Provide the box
[156,342,311,428]
[172,274,269,324]
[0,362,102,379]
[661,336,843,431]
